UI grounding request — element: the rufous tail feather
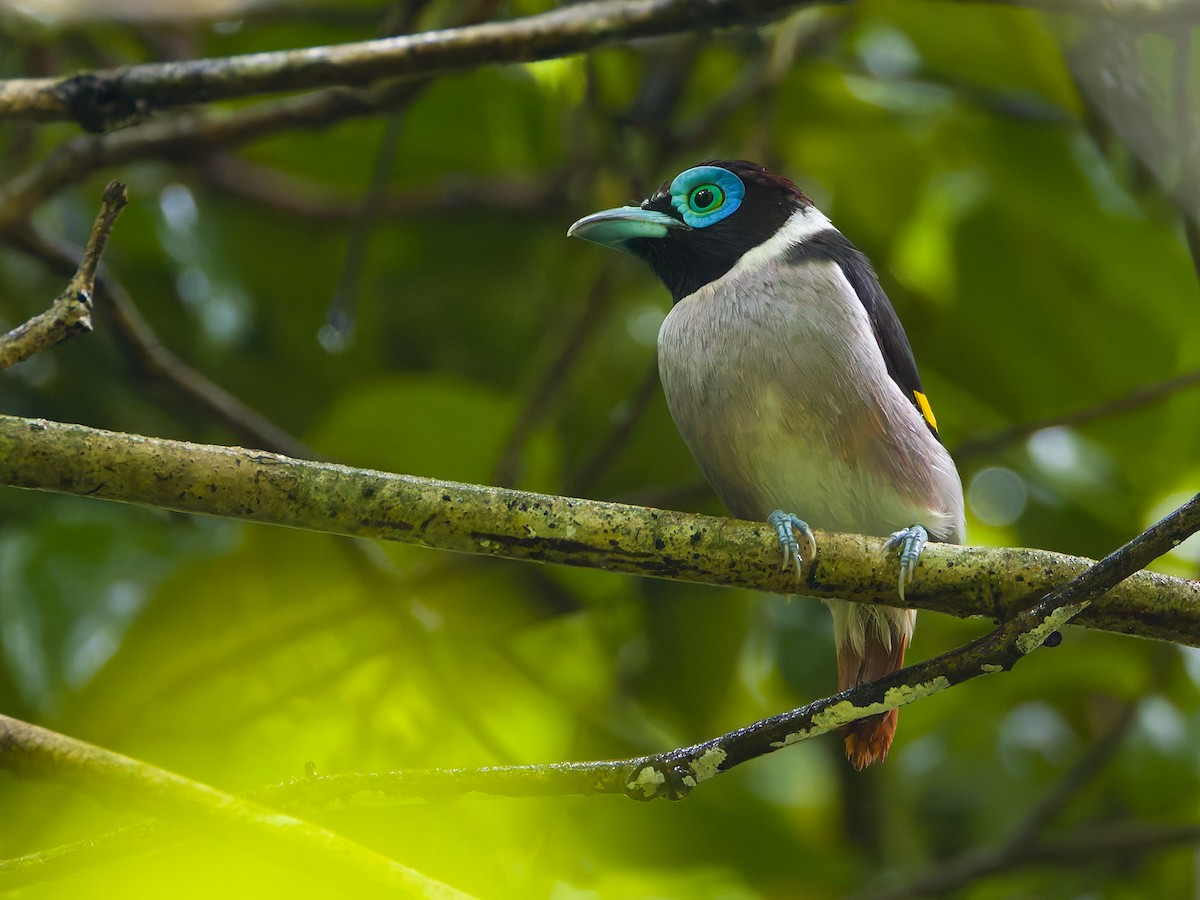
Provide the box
[836,613,912,770]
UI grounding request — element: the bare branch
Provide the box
[200,155,563,221]
[0,414,1197,646]
[1,0,1193,132]
[0,821,166,891]
[0,181,126,370]
[0,80,425,229]
[0,714,469,897]
[493,266,617,487]
[0,756,632,890]
[567,360,660,495]
[859,702,1139,899]
[321,109,409,350]
[955,368,1200,459]
[862,819,1200,899]
[75,182,127,285]
[1,226,317,459]
[0,0,782,130]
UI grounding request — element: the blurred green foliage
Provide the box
[0,0,1199,897]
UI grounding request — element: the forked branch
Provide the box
[0,181,126,370]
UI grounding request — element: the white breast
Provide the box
[656,217,963,542]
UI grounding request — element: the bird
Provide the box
[568,160,965,769]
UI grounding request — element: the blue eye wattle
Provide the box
[670,166,745,227]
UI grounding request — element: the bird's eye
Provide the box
[669,165,745,228]
[688,184,724,214]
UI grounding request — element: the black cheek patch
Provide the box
[626,170,801,303]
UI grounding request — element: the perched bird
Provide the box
[568,160,965,768]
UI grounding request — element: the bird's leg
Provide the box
[767,510,816,577]
[884,524,928,601]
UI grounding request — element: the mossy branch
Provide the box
[0,414,1197,646]
[1,417,1195,886]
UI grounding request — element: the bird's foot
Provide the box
[767,510,816,577]
[885,524,928,601]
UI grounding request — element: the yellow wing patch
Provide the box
[914,390,939,433]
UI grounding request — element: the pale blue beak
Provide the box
[567,206,688,253]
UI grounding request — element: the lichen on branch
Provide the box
[0,414,1197,646]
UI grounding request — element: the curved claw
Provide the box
[885,524,929,601]
[767,510,816,577]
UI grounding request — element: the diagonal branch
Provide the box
[860,701,1140,899]
[0,715,469,897]
[493,266,618,487]
[0,181,126,370]
[955,367,1200,459]
[2,217,317,459]
[8,489,1196,885]
[0,80,426,229]
[281,486,1200,805]
[0,414,1197,645]
[199,155,563,221]
[615,487,1199,798]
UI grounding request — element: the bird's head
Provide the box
[568,160,812,302]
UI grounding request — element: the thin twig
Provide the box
[0,79,426,229]
[321,109,408,351]
[75,182,127,285]
[1173,27,1200,282]
[954,367,1200,459]
[0,820,167,891]
[0,181,126,370]
[1,225,316,459]
[321,0,484,350]
[567,360,661,495]
[1011,702,1138,841]
[859,701,1140,899]
[493,267,618,486]
[1185,215,1200,283]
[861,819,1200,899]
[200,156,564,221]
